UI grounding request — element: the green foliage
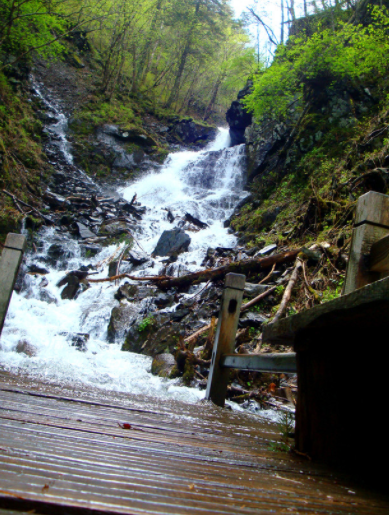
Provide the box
[244,7,389,120]
[74,100,137,128]
[137,316,155,333]
[321,278,344,303]
[269,410,295,453]
[0,0,66,65]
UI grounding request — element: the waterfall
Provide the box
[0,87,249,405]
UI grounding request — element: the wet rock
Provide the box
[75,222,96,239]
[154,293,174,309]
[171,119,217,145]
[135,285,158,301]
[60,332,90,351]
[122,313,180,356]
[114,282,139,301]
[43,191,70,209]
[255,244,278,257]
[184,213,208,229]
[239,312,268,329]
[57,271,88,300]
[226,81,253,146]
[28,264,50,274]
[14,264,27,292]
[152,228,191,257]
[38,288,58,304]
[243,283,269,299]
[151,353,176,378]
[47,243,65,262]
[98,221,128,237]
[127,250,149,266]
[107,302,140,343]
[108,261,119,278]
[59,274,80,300]
[170,308,190,322]
[79,244,102,257]
[16,340,37,357]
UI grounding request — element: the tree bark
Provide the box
[165,0,201,109]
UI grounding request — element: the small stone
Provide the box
[16,340,37,357]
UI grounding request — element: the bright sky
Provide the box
[230,0,251,18]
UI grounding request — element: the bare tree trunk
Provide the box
[165,0,201,109]
[281,0,285,43]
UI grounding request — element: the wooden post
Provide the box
[205,273,245,407]
[344,191,389,295]
[0,233,26,336]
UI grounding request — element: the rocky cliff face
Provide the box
[226,81,253,146]
[225,74,385,248]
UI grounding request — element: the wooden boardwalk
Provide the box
[0,371,388,515]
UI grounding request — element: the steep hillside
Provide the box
[226,3,389,308]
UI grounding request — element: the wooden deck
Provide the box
[0,371,388,515]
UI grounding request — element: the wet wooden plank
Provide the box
[0,233,26,335]
[0,374,388,514]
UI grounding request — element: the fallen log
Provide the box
[87,249,301,288]
[155,248,301,290]
[87,273,170,283]
[272,258,302,324]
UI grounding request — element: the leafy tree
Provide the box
[244,6,389,120]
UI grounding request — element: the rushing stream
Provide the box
[0,83,251,406]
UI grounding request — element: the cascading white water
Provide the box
[0,105,249,405]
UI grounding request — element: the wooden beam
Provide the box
[369,233,389,272]
[263,274,389,348]
[0,233,26,336]
[205,273,245,407]
[221,353,297,373]
[344,191,389,294]
[354,191,389,227]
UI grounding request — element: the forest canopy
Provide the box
[243,4,389,120]
[0,0,258,121]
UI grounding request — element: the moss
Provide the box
[169,365,181,379]
[0,72,50,240]
[182,360,195,386]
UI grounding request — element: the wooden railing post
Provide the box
[0,233,27,336]
[344,191,389,295]
[205,273,245,407]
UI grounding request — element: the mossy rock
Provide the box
[151,353,176,378]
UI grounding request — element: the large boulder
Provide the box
[226,81,253,146]
[107,302,140,343]
[122,313,181,357]
[152,228,190,257]
[171,119,217,145]
[102,125,158,147]
[151,353,176,378]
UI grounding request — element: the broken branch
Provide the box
[272,259,302,324]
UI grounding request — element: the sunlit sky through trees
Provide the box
[230,0,311,62]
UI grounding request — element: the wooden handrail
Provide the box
[0,233,26,336]
[221,352,297,373]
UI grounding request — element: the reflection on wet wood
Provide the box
[0,372,388,514]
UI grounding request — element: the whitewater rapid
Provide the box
[0,117,248,404]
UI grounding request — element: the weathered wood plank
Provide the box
[221,353,297,373]
[369,233,389,271]
[1,375,389,515]
[0,233,26,335]
[263,274,389,346]
[354,191,389,227]
[343,223,389,294]
[205,273,245,407]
